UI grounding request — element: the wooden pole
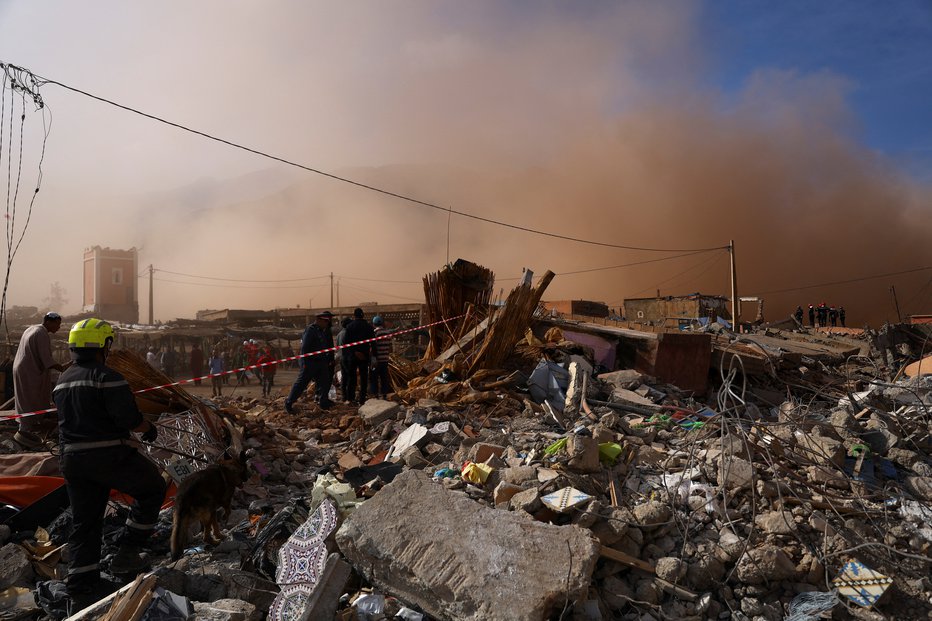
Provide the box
[729,241,739,332]
[148,264,154,325]
[330,272,334,308]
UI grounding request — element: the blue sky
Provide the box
[701,0,932,179]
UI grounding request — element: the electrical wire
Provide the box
[155,268,330,283]
[147,276,330,290]
[14,63,729,253]
[753,266,932,296]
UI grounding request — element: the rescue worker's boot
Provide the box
[108,544,149,576]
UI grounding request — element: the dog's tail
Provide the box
[170,498,187,561]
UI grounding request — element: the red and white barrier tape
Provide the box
[1,314,464,421]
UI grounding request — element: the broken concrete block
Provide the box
[567,434,600,473]
[717,457,755,490]
[467,442,506,464]
[794,431,844,467]
[359,399,401,426]
[510,488,542,513]
[754,510,796,536]
[499,466,537,485]
[563,361,589,419]
[903,476,932,502]
[654,557,687,582]
[298,554,351,621]
[337,452,364,470]
[320,428,343,444]
[193,599,259,621]
[0,544,33,589]
[493,482,524,506]
[735,545,797,584]
[598,369,645,390]
[336,470,599,621]
[401,446,429,469]
[386,424,429,461]
[632,501,671,532]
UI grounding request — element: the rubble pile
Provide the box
[1,272,931,619]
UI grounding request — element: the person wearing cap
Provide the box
[52,318,165,603]
[285,311,335,413]
[13,312,69,449]
[369,315,395,399]
[343,307,375,405]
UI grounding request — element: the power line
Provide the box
[147,276,328,290]
[18,63,727,254]
[156,268,330,283]
[752,266,932,296]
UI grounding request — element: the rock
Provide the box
[0,525,10,545]
[510,488,542,513]
[902,476,932,502]
[320,428,343,444]
[717,457,755,490]
[186,568,229,602]
[632,501,671,531]
[0,543,33,589]
[493,482,524,506]
[735,545,797,584]
[499,466,538,485]
[336,470,599,621]
[655,557,687,582]
[601,575,634,610]
[598,369,645,390]
[192,599,259,621]
[337,452,364,470]
[567,434,601,473]
[359,399,401,425]
[468,443,506,464]
[862,425,898,455]
[685,556,725,590]
[754,511,796,535]
[417,398,441,409]
[794,432,844,467]
[401,446,429,469]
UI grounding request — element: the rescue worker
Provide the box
[817,302,827,327]
[807,304,815,327]
[343,308,374,405]
[829,306,838,327]
[794,306,804,326]
[285,311,335,412]
[839,306,846,327]
[53,319,165,602]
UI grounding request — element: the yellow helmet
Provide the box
[68,318,115,349]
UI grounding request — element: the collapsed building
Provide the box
[0,258,931,621]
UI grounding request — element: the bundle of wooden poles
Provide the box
[394,262,555,404]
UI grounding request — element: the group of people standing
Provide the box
[794,303,847,328]
[285,307,396,413]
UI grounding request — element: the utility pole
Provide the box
[330,272,334,308]
[891,285,902,323]
[336,280,340,307]
[729,240,739,332]
[148,264,154,325]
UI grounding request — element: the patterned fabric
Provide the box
[268,498,339,621]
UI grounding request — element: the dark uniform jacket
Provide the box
[53,356,142,446]
[344,319,374,358]
[300,324,334,366]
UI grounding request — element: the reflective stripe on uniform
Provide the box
[126,517,158,530]
[68,563,99,576]
[62,439,129,453]
[54,379,129,392]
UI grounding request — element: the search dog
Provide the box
[170,450,249,560]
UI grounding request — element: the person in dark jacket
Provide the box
[794,306,804,326]
[285,311,335,412]
[807,304,815,327]
[343,308,374,405]
[52,318,165,602]
[839,306,846,327]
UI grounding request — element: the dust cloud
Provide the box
[2,3,929,325]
